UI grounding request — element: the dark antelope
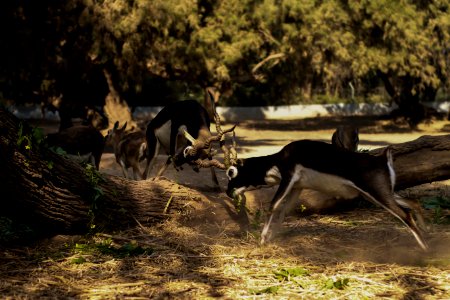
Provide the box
[331,125,359,152]
[143,89,236,186]
[225,140,428,251]
[46,125,105,170]
[106,121,147,180]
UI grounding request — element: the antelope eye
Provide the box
[226,166,238,180]
[183,146,193,158]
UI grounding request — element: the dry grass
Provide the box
[1,203,449,299]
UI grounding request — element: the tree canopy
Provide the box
[0,0,448,110]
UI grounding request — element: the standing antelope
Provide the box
[225,140,428,251]
[106,121,147,180]
[143,89,235,187]
[331,125,359,152]
[46,125,105,170]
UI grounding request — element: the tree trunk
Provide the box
[0,108,205,237]
[102,69,138,134]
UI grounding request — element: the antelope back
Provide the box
[47,125,104,155]
[46,125,105,169]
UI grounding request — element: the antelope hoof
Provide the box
[260,231,272,246]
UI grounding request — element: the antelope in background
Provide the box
[46,125,105,170]
[143,88,236,188]
[225,140,429,251]
[332,125,359,152]
[41,94,108,132]
[106,121,147,180]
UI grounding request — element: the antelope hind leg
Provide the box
[143,141,160,180]
[357,187,429,251]
[394,195,427,231]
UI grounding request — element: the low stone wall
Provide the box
[133,103,396,122]
[9,101,450,122]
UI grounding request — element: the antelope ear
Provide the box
[113,121,119,129]
[237,159,244,167]
[121,122,127,131]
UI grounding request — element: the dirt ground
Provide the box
[1,115,450,299]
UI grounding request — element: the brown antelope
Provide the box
[46,125,105,170]
[143,89,235,187]
[225,140,428,251]
[331,125,359,152]
[106,121,147,180]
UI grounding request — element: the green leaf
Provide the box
[71,256,86,264]
[422,196,450,209]
[53,147,68,156]
[250,285,280,295]
[324,277,349,290]
[274,267,309,281]
[32,127,45,144]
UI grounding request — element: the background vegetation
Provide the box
[0,0,448,110]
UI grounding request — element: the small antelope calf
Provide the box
[226,140,428,251]
[106,121,147,180]
[332,125,359,152]
[46,125,105,170]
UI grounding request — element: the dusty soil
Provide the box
[2,115,449,299]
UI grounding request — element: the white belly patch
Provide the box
[294,164,359,199]
[265,166,282,185]
[154,121,172,154]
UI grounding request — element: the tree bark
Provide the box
[0,108,205,237]
[370,134,450,190]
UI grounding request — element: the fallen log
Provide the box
[370,134,450,190]
[0,108,205,239]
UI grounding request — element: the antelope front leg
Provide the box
[261,174,300,245]
[278,188,302,225]
[143,134,159,180]
[207,152,221,190]
[119,160,128,179]
[157,157,171,176]
[132,165,143,180]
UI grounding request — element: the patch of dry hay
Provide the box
[1,204,449,299]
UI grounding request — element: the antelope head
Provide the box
[180,89,238,171]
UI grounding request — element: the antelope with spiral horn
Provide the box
[143,88,237,188]
[225,140,428,251]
